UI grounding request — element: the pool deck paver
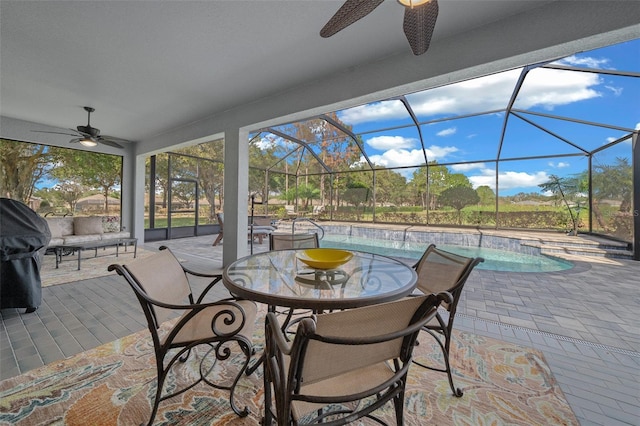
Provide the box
[1,232,639,425]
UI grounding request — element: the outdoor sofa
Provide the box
[44,215,131,248]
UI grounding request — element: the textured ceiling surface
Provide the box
[0,0,555,143]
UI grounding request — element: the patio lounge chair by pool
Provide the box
[212,213,275,246]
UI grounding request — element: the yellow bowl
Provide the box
[296,248,353,270]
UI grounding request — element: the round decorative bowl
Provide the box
[295,248,353,270]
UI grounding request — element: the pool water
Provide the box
[319,234,573,273]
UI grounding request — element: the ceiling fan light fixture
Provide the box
[79,138,97,147]
[398,0,431,8]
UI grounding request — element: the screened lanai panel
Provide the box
[170,153,198,179]
[331,169,374,222]
[509,112,632,154]
[249,132,302,174]
[514,67,640,132]
[290,115,365,172]
[591,145,633,241]
[306,137,363,172]
[335,99,415,134]
[418,113,504,164]
[276,117,342,143]
[360,126,424,168]
[500,115,589,159]
[405,68,520,122]
[462,161,497,227]
[495,156,588,230]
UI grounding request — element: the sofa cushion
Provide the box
[63,234,103,245]
[102,216,121,233]
[74,217,104,235]
[101,231,130,240]
[48,237,65,247]
[45,217,74,238]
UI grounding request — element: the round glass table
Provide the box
[222,249,417,311]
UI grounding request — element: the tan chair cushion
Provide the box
[301,296,428,385]
[293,362,395,421]
[124,249,191,324]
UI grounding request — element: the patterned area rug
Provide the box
[40,246,154,287]
[0,309,578,426]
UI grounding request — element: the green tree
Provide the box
[342,181,370,220]
[52,150,122,213]
[180,140,225,219]
[410,162,472,210]
[539,174,584,235]
[0,140,56,203]
[591,157,633,229]
[279,182,320,207]
[374,167,407,207]
[54,181,86,212]
[438,186,480,225]
[476,185,496,205]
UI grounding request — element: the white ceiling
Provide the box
[1,0,638,148]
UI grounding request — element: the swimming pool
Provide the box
[319,234,573,273]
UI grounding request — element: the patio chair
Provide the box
[284,205,297,219]
[311,205,325,219]
[244,231,320,373]
[269,232,319,250]
[212,212,275,246]
[262,292,452,426]
[108,247,257,425]
[411,243,484,397]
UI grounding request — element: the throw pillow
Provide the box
[102,216,121,233]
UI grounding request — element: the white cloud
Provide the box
[606,137,617,143]
[605,85,623,96]
[365,144,458,168]
[468,169,549,191]
[555,55,612,69]
[548,161,570,168]
[437,127,456,137]
[253,134,297,151]
[635,122,640,130]
[253,137,275,150]
[366,135,415,150]
[450,163,486,172]
[366,149,425,169]
[341,66,604,124]
[338,100,407,124]
[425,145,458,160]
[515,69,601,110]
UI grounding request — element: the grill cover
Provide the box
[0,198,51,311]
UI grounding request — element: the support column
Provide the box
[131,152,146,242]
[633,132,639,261]
[223,127,250,266]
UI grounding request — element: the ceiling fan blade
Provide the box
[97,138,125,149]
[32,129,81,137]
[320,0,385,38]
[99,135,131,143]
[403,0,439,55]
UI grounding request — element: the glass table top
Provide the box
[223,249,417,310]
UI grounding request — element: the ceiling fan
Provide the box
[32,106,130,149]
[320,0,439,56]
